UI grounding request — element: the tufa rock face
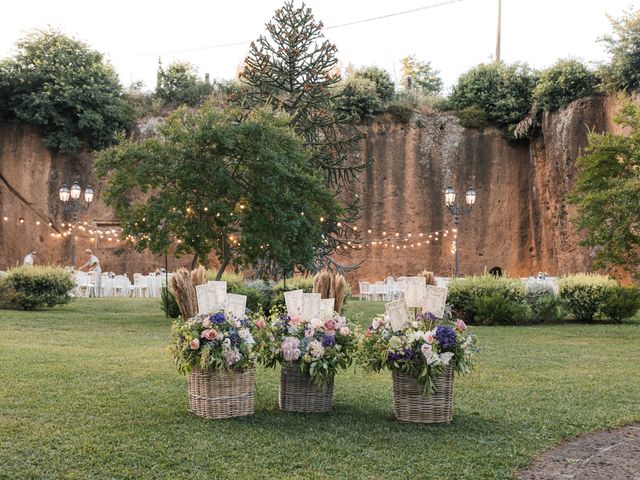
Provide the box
[0,96,627,282]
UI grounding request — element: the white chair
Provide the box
[358,281,372,301]
[132,274,149,298]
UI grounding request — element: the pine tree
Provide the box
[240,1,366,271]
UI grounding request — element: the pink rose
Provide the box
[201,329,218,341]
[255,317,266,330]
[425,331,434,344]
[189,338,200,350]
[455,319,467,332]
[339,326,350,336]
[289,314,303,326]
[324,319,337,331]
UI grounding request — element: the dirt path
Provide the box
[518,424,640,479]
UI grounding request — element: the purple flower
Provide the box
[321,334,336,348]
[404,348,414,360]
[210,312,226,325]
[435,325,457,349]
[387,350,402,362]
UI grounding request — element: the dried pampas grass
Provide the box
[171,268,198,319]
[420,270,436,286]
[312,269,347,314]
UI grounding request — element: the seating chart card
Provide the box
[320,298,335,319]
[301,292,322,320]
[225,293,247,319]
[385,298,410,332]
[403,276,427,308]
[423,286,448,318]
[196,281,228,314]
[284,289,303,316]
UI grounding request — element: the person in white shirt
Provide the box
[79,249,102,297]
[22,250,36,266]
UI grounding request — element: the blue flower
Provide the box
[210,312,226,325]
[321,334,336,348]
[404,348,414,360]
[387,350,401,362]
[435,325,457,349]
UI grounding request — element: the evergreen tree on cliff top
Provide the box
[240,2,365,187]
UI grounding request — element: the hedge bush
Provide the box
[471,292,531,325]
[532,59,597,112]
[599,286,640,323]
[0,266,75,310]
[558,274,618,322]
[447,275,526,324]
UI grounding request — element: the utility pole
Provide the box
[495,0,502,64]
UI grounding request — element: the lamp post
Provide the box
[59,181,94,270]
[444,185,476,277]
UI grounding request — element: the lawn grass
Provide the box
[1,298,639,479]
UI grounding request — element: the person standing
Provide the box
[22,250,36,266]
[80,249,102,297]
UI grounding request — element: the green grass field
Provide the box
[1,298,639,479]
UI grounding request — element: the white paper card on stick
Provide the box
[302,292,322,320]
[225,293,247,319]
[284,289,303,316]
[195,284,211,315]
[320,298,335,319]
[403,276,427,308]
[423,286,448,318]
[385,298,410,332]
[207,281,228,311]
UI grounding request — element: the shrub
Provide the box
[456,106,487,130]
[160,287,181,318]
[337,76,383,121]
[447,275,526,324]
[271,276,315,309]
[155,61,212,108]
[450,62,537,138]
[472,293,531,325]
[227,283,270,312]
[533,59,597,111]
[530,293,569,324]
[0,29,131,152]
[0,266,75,310]
[599,286,640,323]
[384,102,415,123]
[352,66,395,102]
[558,274,617,322]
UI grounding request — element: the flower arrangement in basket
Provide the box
[254,290,357,412]
[170,280,257,420]
[359,281,477,423]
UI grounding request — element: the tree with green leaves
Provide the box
[0,29,130,152]
[95,105,340,279]
[352,66,395,102]
[400,55,443,95]
[239,1,366,271]
[533,59,597,112]
[569,102,640,277]
[155,61,212,107]
[599,9,640,93]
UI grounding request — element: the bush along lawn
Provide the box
[1,298,639,479]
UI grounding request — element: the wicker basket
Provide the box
[188,367,255,419]
[279,362,334,413]
[392,364,454,424]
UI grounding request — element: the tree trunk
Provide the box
[215,254,231,281]
[190,252,199,271]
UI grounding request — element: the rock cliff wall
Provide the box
[0,96,627,282]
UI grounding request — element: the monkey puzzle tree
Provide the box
[240,1,366,270]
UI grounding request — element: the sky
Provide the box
[0,0,635,92]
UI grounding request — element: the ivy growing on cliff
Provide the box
[0,29,130,152]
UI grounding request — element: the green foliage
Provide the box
[0,265,75,310]
[0,29,130,152]
[599,286,640,323]
[569,102,640,274]
[533,59,597,111]
[447,275,526,324]
[400,55,443,95]
[384,102,414,123]
[155,61,212,108]
[122,81,163,119]
[558,274,618,322]
[160,286,180,318]
[271,276,315,308]
[95,105,340,279]
[337,76,383,121]
[352,66,395,102]
[530,293,569,324]
[471,293,531,326]
[599,10,640,92]
[456,106,487,130]
[450,62,537,138]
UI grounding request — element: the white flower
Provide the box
[421,343,432,359]
[411,321,419,329]
[223,338,231,349]
[440,352,454,366]
[310,318,324,330]
[308,340,325,360]
[427,351,441,366]
[372,318,381,330]
[238,328,255,345]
